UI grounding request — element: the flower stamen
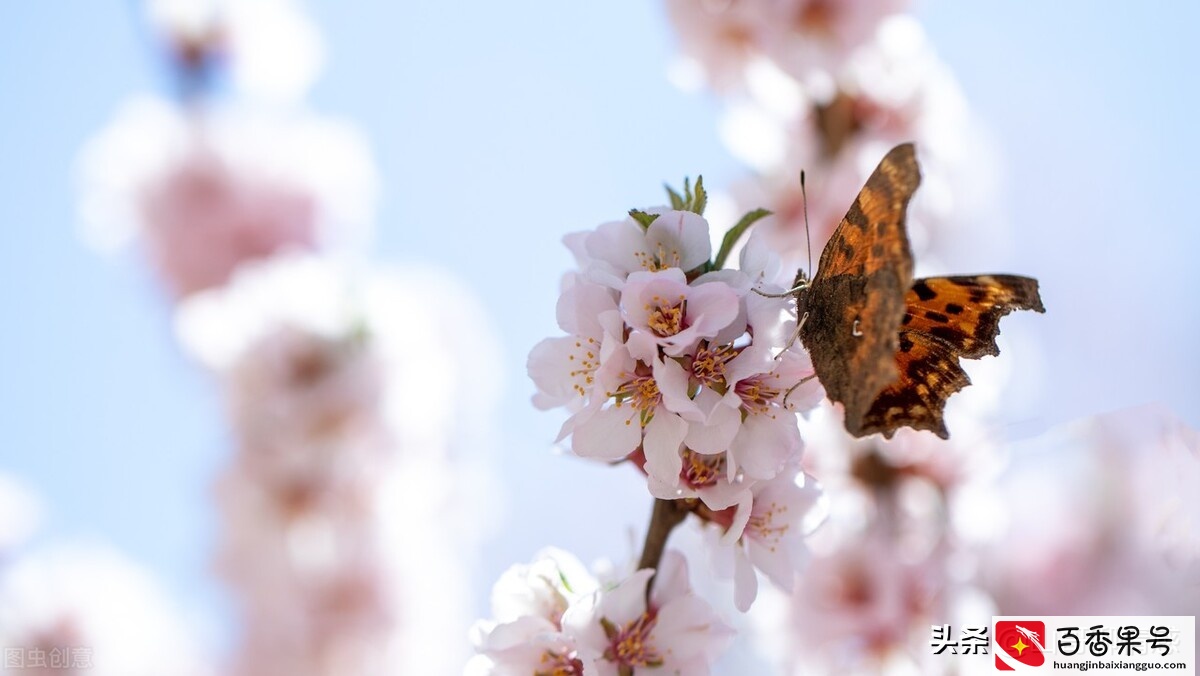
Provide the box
[611,373,662,427]
[746,500,790,552]
[601,612,663,669]
[535,649,584,676]
[645,294,687,337]
[735,375,782,415]
[682,448,725,489]
[633,242,683,272]
[691,342,736,387]
[568,337,600,398]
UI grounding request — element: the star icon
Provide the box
[1011,637,1029,656]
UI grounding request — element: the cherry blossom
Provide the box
[527,275,623,413]
[467,548,596,675]
[621,269,742,358]
[527,185,827,624]
[530,195,820,489]
[583,209,713,288]
[704,470,824,611]
[564,550,734,675]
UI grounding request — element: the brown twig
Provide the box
[637,498,691,574]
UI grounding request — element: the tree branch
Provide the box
[637,498,691,573]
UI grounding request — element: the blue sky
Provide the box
[1,0,1197,659]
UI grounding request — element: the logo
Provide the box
[995,620,1046,670]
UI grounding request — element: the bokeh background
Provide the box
[1,0,1197,672]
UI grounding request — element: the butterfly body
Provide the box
[793,143,1044,439]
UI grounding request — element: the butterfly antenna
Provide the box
[801,170,813,279]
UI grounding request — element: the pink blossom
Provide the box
[468,548,596,675]
[621,269,741,358]
[568,344,699,485]
[704,470,823,611]
[729,347,820,479]
[564,550,734,675]
[467,618,583,676]
[584,210,713,288]
[646,444,754,513]
[528,275,622,412]
[533,195,823,522]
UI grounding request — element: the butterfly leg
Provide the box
[776,311,809,357]
[783,373,818,409]
[751,281,808,299]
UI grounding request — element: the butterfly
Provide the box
[786,143,1044,439]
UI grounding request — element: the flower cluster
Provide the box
[468,548,733,675]
[177,254,499,676]
[75,2,501,674]
[665,2,995,271]
[528,185,824,609]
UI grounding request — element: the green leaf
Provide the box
[691,175,707,215]
[628,208,659,230]
[713,208,772,270]
[682,176,693,208]
[664,183,685,211]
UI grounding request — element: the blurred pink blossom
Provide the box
[77,98,377,298]
[665,0,909,93]
[978,406,1200,617]
[141,147,320,297]
[722,17,992,270]
[784,525,949,674]
[177,255,502,675]
[0,543,208,676]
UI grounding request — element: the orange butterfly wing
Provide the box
[810,143,918,283]
[854,275,1046,438]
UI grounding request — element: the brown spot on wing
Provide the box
[851,330,973,439]
[901,275,1045,359]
